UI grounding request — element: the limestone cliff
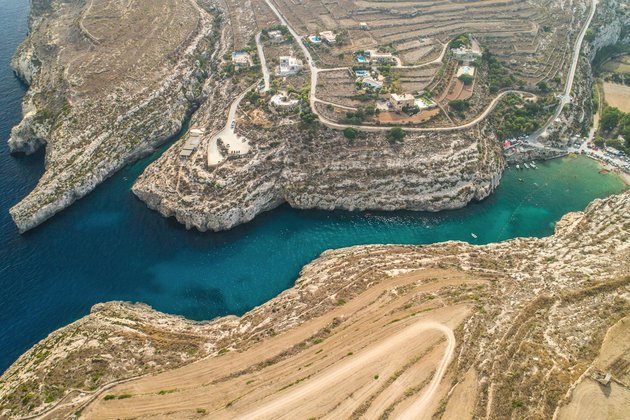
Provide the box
[7,0,217,232]
[133,114,504,232]
[1,189,628,418]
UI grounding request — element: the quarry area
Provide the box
[1,189,629,418]
[7,0,629,232]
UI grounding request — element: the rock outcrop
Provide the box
[7,0,217,232]
[134,115,504,231]
[1,189,628,418]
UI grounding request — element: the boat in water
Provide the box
[516,164,521,169]
[471,233,478,239]
[524,162,531,169]
[531,161,537,169]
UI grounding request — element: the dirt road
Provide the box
[242,321,455,419]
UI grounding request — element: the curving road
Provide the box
[240,321,456,419]
[262,0,599,136]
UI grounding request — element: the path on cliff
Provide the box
[240,321,455,420]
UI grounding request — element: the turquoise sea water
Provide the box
[0,0,627,373]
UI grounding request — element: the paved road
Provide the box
[255,31,270,92]
[262,0,535,133]
[538,0,598,137]
[241,321,456,419]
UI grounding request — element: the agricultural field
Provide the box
[258,0,588,84]
[602,54,630,74]
[602,82,630,113]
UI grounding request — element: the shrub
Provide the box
[449,99,469,112]
[458,74,474,86]
[343,128,358,139]
[386,127,405,142]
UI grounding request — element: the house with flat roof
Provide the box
[389,93,415,111]
[319,31,337,44]
[267,30,283,43]
[452,43,482,63]
[361,77,383,91]
[277,56,303,76]
[366,50,395,64]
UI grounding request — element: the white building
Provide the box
[451,45,482,63]
[361,77,383,91]
[277,56,303,76]
[389,93,415,111]
[360,22,369,30]
[267,30,284,43]
[319,31,337,44]
[366,50,395,64]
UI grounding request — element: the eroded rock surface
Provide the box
[8,0,216,232]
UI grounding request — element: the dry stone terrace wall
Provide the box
[263,0,589,84]
[1,189,628,418]
[8,0,217,232]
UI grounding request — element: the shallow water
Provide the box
[0,0,626,373]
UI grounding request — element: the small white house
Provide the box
[360,22,369,30]
[361,77,383,91]
[366,50,395,64]
[277,56,303,76]
[319,31,337,44]
[267,30,284,43]
[451,46,482,63]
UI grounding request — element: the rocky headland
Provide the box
[133,116,504,232]
[8,0,218,232]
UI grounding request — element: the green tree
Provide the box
[537,80,550,93]
[458,74,474,86]
[386,127,405,142]
[584,29,596,42]
[600,106,621,131]
[449,99,469,112]
[343,127,358,139]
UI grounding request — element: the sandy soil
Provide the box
[81,270,479,419]
[558,316,630,419]
[602,82,630,112]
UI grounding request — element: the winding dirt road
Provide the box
[241,321,456,419]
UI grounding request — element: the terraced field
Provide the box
[264,0,590,84]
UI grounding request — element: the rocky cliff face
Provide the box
[134,116,504,231]
[1,189,628,418]
[7,0,217,232]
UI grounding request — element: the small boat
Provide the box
[518,178,524,182]
[530,161,537,167]
[471,233,478,239]
[516,164,520,169]
[524,162,531,169]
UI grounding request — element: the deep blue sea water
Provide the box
[0,0,627,374]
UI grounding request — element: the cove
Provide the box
[0,1,627,374]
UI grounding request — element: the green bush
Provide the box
[386,127,405,142]
[458,74,474,86]
[343,127,358,139]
